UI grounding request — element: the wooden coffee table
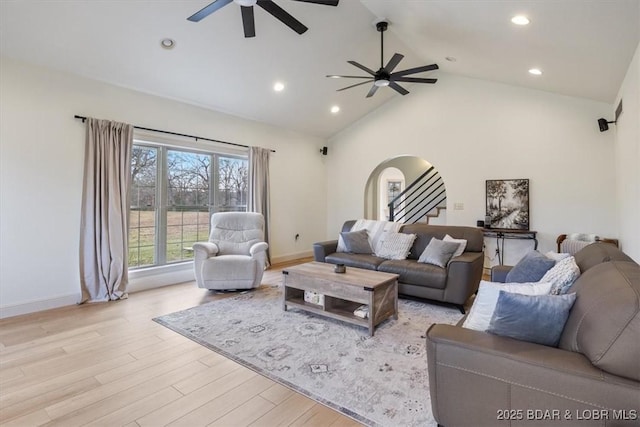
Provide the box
[282,262,399,336]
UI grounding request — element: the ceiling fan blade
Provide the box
[326,75,371,79]
[393,77,438,84]
[391,63,439,77]
[337,80,374,91]
[187,0,233,22]
[241,6,256,38]
[384,53,404,73]
[389,81,409,95]
[292,0,339,5]
[347,61,376,76]
[257,0,308,34]
[366,85,379,98]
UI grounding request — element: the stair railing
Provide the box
[388,166,447,223]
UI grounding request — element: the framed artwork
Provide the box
[485,179,529,230]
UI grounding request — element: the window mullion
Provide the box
[156,147,168,265]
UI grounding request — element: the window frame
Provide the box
[129,136,248,270]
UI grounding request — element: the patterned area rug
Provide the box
[154,284,463,427]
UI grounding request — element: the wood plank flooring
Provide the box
[0,259,362,426]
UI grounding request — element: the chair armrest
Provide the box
[313,240,338,262]
[250,242,269,256]
[193,242,219,257]
[490,265,512,282]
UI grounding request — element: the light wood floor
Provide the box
[0,259,363,427]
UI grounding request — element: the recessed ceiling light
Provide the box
[528,68,543,75]
[160,38,175,49]
[273,82,285,92]
[330,105,340,114]
[511,15,530,25]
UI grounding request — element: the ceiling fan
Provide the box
[187,0,339,38]
[327,20,438,98]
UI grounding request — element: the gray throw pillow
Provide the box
[488,291,577,347]
[417,238,460,268]
[340,229,373,254]
[505,250,555,283]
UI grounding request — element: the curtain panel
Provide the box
[79,118,133,302]
[248,146,271,267]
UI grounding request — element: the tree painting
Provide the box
[485,179,529,229]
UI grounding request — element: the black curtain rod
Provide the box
[74,115,275,153]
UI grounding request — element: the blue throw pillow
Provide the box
[505,250,555,283]
[488,291,577,347]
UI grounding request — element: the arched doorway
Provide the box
[364,156,447,224]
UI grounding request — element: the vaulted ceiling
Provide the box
[1,0,638,138]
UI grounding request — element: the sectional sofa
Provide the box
[426,243,640,426]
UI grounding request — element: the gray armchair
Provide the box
[193,212,268,290]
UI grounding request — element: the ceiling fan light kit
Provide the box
[187,0,339,38]
[327,19,438,98]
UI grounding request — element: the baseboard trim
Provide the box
[0,293,80,319]
[271,250,313,266]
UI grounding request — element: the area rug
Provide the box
[153,285,463,427]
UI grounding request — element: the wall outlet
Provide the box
[453,202,464,210]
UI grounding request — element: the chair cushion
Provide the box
[559,261,640,381]
[208,212,264,255]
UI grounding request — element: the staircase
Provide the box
[388,166,447,224]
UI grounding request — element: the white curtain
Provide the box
[248,146,271,267]
[79,118,133,302]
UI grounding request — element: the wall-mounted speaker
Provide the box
[320,146,328,155]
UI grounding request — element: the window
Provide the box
[129,142,248,269]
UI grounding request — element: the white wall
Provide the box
[327,73,617,266]
[614,42,640,262]
[0,58,327,317]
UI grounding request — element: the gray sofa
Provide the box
[426,243,640,426]
[313,220,484,313]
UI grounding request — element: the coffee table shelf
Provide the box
[282,262,399,336]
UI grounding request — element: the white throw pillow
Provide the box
[540,256,581,295]
[462,280,553,332]
[375,232,416,260]
[336,219,401,253]
[545,251,571,262]
[444,234,467,258]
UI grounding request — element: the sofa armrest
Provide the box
[443,251,484,305]
[490,265,512,282]
[313,240,338,262]
[426,324,640,427]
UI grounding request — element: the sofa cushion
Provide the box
[559,261,640,382]
[488,291,576,347]
[400,224,484,260]
[573,242,634,273]
[505,250,555,283]
[340,229,373,254]
[377,259,447,289]
[540,256,581,295]
[324,253,386,270]
[418,238,460,268]
[462,280,553,332]
[336,219,400,253]
[444,234,467,258]
[375,232,416,260]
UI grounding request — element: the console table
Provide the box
[482,228,538,265]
